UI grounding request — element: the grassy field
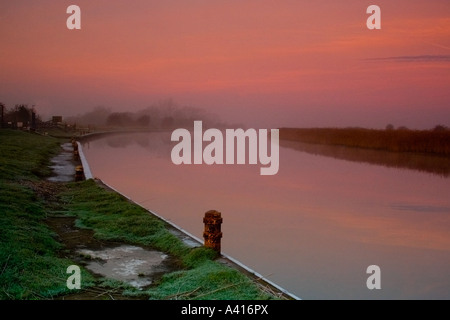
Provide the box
[0,129,278,300]
[279,127,450,156]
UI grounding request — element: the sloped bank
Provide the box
[0,130,92,299]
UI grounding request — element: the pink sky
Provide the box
[1,0,449,128]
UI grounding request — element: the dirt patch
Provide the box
[56,286,145,300]
[46,216,106,251]
[20,180,67,204]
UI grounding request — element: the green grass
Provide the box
[0,130,62,180]
[142,260,269,300]
[0,130,95,299]
[62,180,189,258]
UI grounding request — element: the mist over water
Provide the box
[65,100,232,130]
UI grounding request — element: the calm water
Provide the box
[81,132,450,299]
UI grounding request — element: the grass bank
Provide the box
[0,129,278,300]
[62,180,275,299]
[0,129,94,299]
[279,127,450,156]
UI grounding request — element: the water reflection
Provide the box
[81,131,173,157]
[81,132,450,299]
[280,140,450,178]
[82,132,450,177]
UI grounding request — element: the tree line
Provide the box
[279,126,450,156]
[0,100,227,131]
[65,100,225,130]
[0,103,40,129]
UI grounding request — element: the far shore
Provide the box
[279,127,450,156]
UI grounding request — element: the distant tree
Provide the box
[65,106,112,127]
[136,114,150,127]
[385,124,394,131]
[162,116,174,128]
[433,125,448,132]
[106,112,134,127]
[4,104,32,126]
[397,126,409,131]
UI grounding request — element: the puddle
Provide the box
[78,245,171,289]
[47,143,77,182]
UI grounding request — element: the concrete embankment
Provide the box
[73,136,300,300]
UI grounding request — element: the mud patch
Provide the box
[46,216,106,251]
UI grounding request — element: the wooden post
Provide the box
[72,139,80,159]
[75,165,84,181]
[0,103,4,128]
[203,210,223,254]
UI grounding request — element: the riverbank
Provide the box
[0,129,293,300]
[279,127,450,156]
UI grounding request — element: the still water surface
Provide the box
[81,132,450,299]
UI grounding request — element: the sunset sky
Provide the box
[1,0,449,129]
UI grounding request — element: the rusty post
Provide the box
[75,165,84,181]
[72,140,80,160]
[203,210,223,254]
[72,140,78,150]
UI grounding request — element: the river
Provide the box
[81,131,450,299]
